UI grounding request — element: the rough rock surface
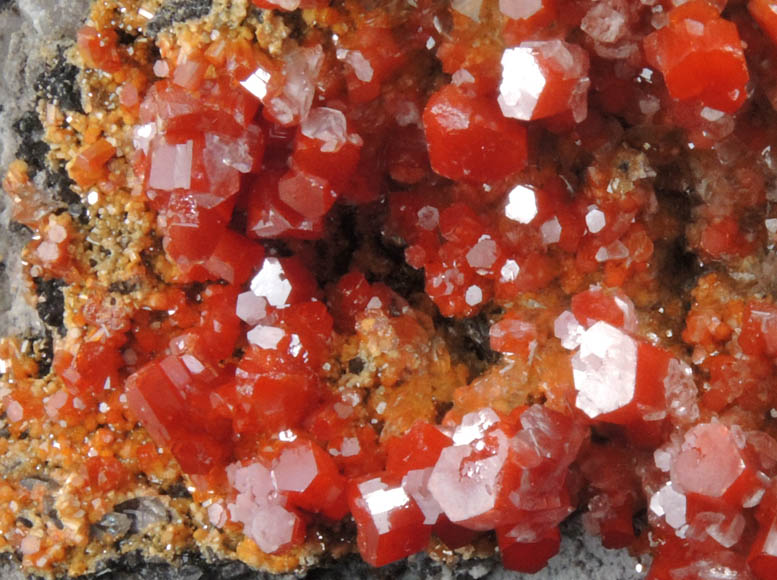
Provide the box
[0,0,646,578]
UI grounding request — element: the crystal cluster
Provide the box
[9,0,777,576]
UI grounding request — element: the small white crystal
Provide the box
[247,325,286,349]
[572,321,637,418]
[301,107,349,152]
[650,483,686,530]
[366,296,383,310]
[540,217,562,244]
[133,123,156,154]
[505,184,538,223]
[337,49,373,82]
[240,67,272,100]
[499,0,543,19]
[269,46,323,125]
[402,468,443,524]
[700,107,726,122]
[498,47,546,121]
[453,408,500,445]
[250,258,293,308]
[581,1,628,44]
[451,0,483,21]
[148,139,193,191]
[654,448,673,472]
[153,60,169,78]
[554,310,585,350]
[706,512,745,548]
[595,240,629,262]
[465,285,483,306]
[585,207,606,233]
[417,206,440,230]
[500,259,521,282]
[452,69,476,86]
[340,437,361,457]
[466,236,498,270]
[663,358,699,425]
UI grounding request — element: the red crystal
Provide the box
[497,526,561,573]
[348,474,431,567]
[643,1,749,113]
[338,27,407,104]
[69,139,116,188]
[423,84,529,183]
[77,26,121,73]
[498,40,591,122]
[273,438,348,520]
[125,355,233,474]
[54,341,123,399]
[225,347,321,434]
[86,456,129,492]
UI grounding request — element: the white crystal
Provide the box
[452,69,476,86]
[700,107,725,122]
[585,207,606,233]
[581,1,628,44]
[148,139,193,191]
[245,504,299,553]
[269,46,323,125]
[465,285,483,306]
[705,512,745,548]
[505,184,538,223]
[452,408,500,445]
[417,206,440,230]
[540,217,562,244]
[654,448,673,472]
[301,107,349,153]
[340,437,361,457]
[498,47,546,121]
[247,325,285,349]
[572,321,637,418]
[250,258,293,308]
[554,310,585,350]
[236,292,268,326]
[133,123,156,154]
[650,483,686,529]
[499,0,543,19]
[240,67,272,100]
[402,468,443,525]
[337,49,373,82]
[663,358,700,425]
[153,60,169,78]
[466,236,498,270]
[595,240,629,262]
[451,0,483,21]
[429,430,508,528]
[366,296,383,310]
[500,259,521,282]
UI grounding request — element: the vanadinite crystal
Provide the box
[11,0,777,576]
